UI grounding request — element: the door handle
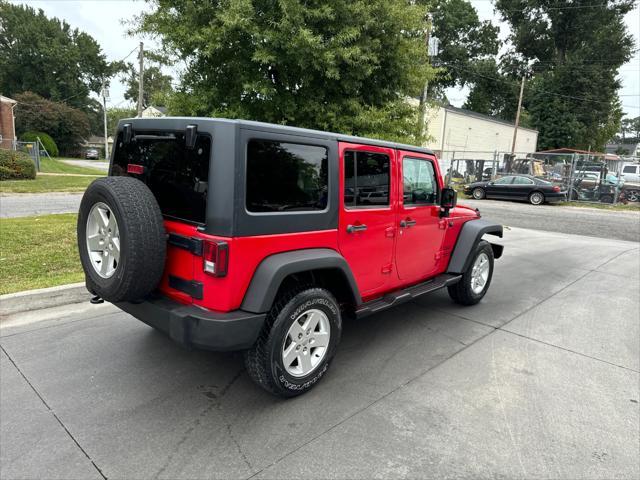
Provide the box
[346,224,367,233]
[400,218,417,228]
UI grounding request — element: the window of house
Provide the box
[246,140,328,212]
[344,150,390,207]
[403,157,438,205]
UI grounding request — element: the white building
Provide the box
[413,101,538,161]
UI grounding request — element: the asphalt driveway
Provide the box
[1,227,638,479]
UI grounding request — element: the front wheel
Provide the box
[472,187,486,200]
[244,287,341,397]
[448,241,494,306]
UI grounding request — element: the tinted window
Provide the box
[494,176,514,185]
[112,131,211,224]
[344,151,390,207]
[246,140,328,212]
[403,157,437,205]
[623,166,637,173]
[513,176,534,185]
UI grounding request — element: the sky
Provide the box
[10,0,640,119]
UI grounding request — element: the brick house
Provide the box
[0,95,17,150]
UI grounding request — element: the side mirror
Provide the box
[440,187,457,217]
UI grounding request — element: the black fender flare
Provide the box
[241,248,361,313]
[446,219,503,274]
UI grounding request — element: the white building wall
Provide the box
[423,106,538,160]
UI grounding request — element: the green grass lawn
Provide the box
[39,157,104,175]
[0,214,83,295]
[0,175,96,194]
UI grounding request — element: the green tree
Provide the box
[493,0,635,150]
[14,92,91,155]
[122,51,173,109]
[0,1,121,110]
[107,107,137,137]
[419,0,500,96]
[134,0,434,144]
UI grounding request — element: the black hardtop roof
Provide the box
[122,116,435,156]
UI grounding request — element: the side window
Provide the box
[513,176,534,185]
[246,140,328,212]
[344,150,390,207]
[623,165,636,173]
[403,157,438,205]
[494,176,514,185]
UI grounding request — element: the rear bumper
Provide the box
[115,295,266,351]
[545,192,566,202]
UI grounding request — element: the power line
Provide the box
[443,62,639,109]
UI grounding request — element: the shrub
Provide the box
[0,150,37,180]
[21,131,59,157]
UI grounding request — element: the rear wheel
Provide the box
[472,187,486,200]
[529,191,544,205]
[625,189,639,202]
[244,287,341,397]
[448,241,494,306]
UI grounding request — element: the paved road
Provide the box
[0,193,84,218]
[462,198,640,242]
[1,227,638,479]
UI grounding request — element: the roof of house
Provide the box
[0,95,17,104]
[443,105,538,133]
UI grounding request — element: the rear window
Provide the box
[112,131,211,224]
[246,140,328,212]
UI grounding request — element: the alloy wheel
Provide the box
[282,308,330,377]
[86,202,120,278]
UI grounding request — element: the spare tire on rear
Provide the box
[77,176,166,302]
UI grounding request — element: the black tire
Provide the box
[448,240,494,306]
[244,287,342,397]
[472,187,486,200]
[77,177,166,302]
[600,194,614,204]
[529,191,545,205]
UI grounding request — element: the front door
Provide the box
[338,143,396,298]
[395,152,445,282]
[486,175,515,198]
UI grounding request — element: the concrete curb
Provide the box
[0,283,90,317]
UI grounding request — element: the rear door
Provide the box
[511,176,535,199]
[395,152,445,282]
[111,129,212,304]
[338,142,396,298]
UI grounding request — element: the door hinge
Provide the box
[381,264,393,274]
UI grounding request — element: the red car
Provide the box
[77,118,503,397]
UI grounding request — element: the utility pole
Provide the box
[510,76,525,156]
[137,42,144,117]
[101,82,109,160]
[417,13,433,141]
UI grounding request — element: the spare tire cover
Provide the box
[77,176,166,302]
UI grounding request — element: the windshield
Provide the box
[111,131,211,224]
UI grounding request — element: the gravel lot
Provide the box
[1,227,638,479]
[462,198,640,242]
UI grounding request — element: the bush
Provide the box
[0,150,37,180]
[21,131,59,157]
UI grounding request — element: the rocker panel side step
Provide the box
[355,273,462,319]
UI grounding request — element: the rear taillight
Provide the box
[127,164,145,175]
[203,240,228,277]
[553,186,561,192]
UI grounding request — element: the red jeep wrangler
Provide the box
[77,118,503,397]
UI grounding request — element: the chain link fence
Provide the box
[438,149,640,205]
